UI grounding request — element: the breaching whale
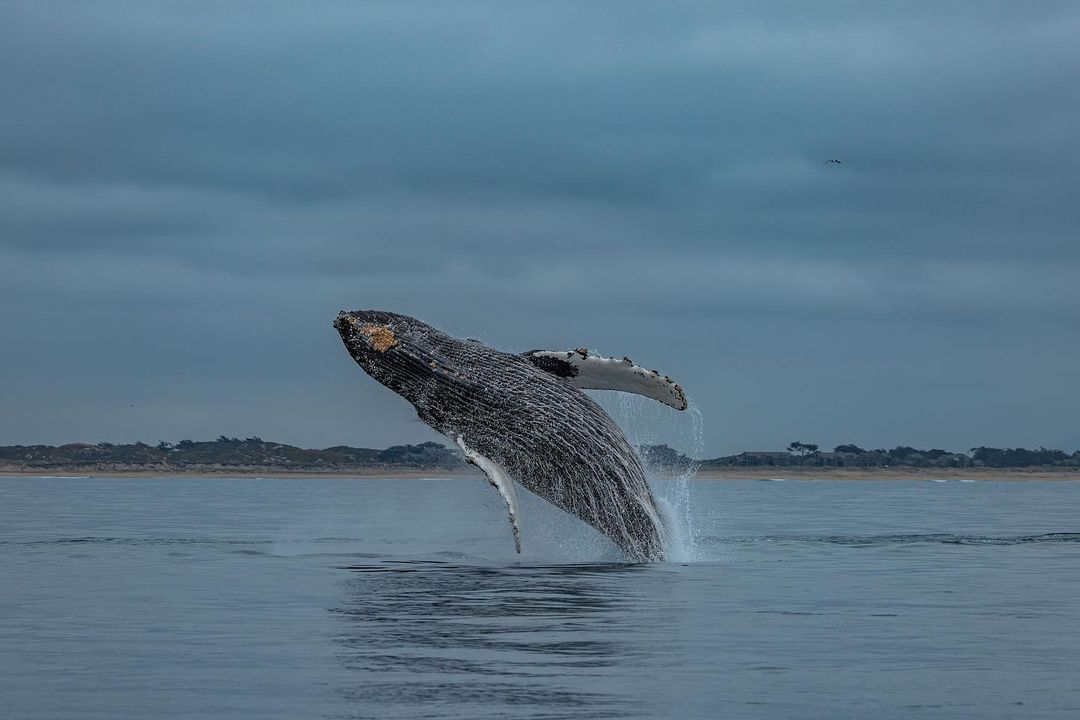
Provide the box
[333,310,688,561]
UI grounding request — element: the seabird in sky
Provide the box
[824,159,842,165]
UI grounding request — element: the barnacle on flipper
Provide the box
[360,324,399,352]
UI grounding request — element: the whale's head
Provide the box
[334,309,460,404]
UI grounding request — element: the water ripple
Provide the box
[0,535,271,547]
[702,532,1080,547]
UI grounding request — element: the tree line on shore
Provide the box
[0,438,464,471]
[697,442,1080,468]
[1,436,1078,471]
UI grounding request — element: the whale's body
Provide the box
[334,310,687,561]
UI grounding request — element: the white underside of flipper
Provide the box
[455,436,522,553]
[528,350,688,411]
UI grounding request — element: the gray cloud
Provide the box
[2,2,1078,454]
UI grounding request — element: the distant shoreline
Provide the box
[0,467,479,480]
[694,467,1080,481]
[6,440,1076,478]
[3,467,1079,481]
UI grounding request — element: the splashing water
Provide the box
[593,391,708,562]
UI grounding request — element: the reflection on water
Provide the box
[331,561,652,719]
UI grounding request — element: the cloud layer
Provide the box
[3,2,1078,453]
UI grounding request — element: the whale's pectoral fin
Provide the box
[455,437,521,553]
[522,349,688,411]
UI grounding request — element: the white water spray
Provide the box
[594,391,706,562]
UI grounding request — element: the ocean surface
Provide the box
[2,476,1079,719]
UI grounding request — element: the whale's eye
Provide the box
[359,324,399,352]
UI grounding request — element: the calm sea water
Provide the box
[2,476,1079,719]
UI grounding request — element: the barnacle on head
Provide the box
[360,324,399,352]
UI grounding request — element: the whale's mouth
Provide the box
[332,311,357,335]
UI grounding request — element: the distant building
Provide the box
[727,451,794,466]
[933,453,971,468]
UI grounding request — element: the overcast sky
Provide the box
[2,2,1078,456]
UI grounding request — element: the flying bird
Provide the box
[824,159,842,165]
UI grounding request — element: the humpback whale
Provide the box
[333,310,688,561]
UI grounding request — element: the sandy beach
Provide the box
[693,467,1080,481]
[0,468,480,480]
